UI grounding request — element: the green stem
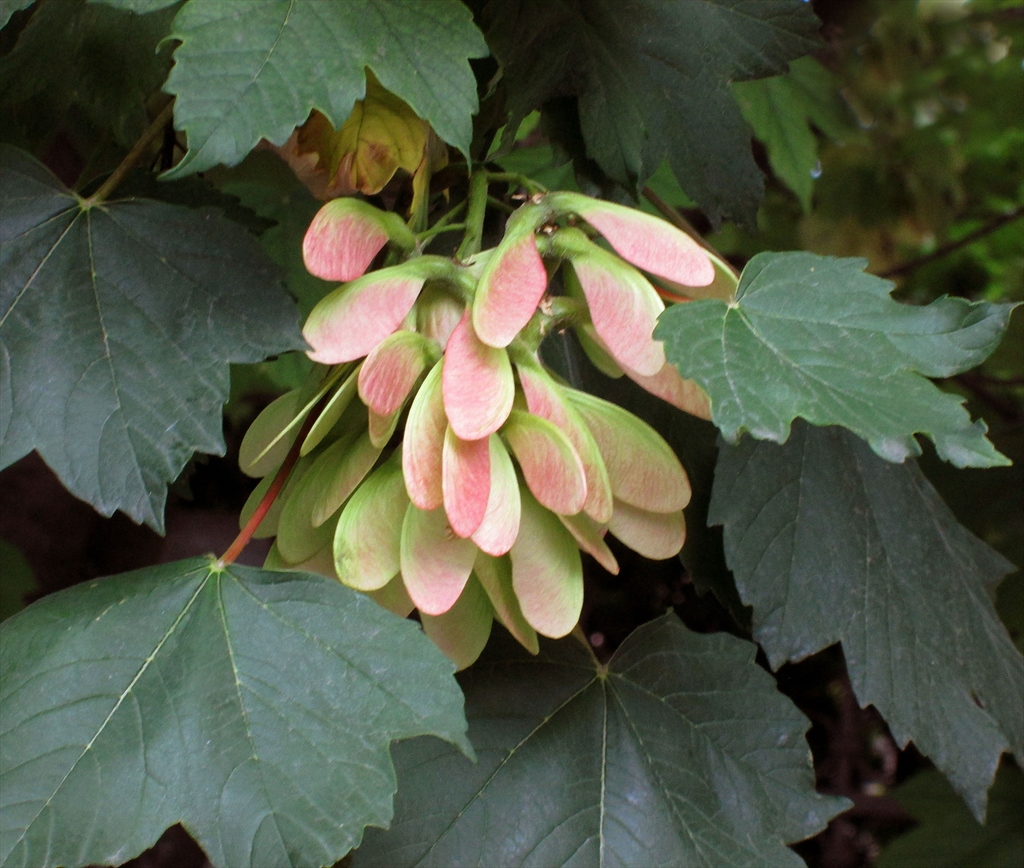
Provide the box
[83,100,175,207]
[418,222,466,248]
[487,171,547,195]
[457,171,490,260]
[486,196,516,214]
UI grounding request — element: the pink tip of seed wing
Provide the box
[358,331,429,416]
[442,312,514,441]
[303,200,390,281]
[472,232,548,348]
[576,201,715,287]
[304,273,425,364]
[403,361,446,510]
[400,503,478,615]
[471,436,522,556]
[572,257,666,377]
[443,428,492,538]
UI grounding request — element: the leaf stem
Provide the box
[878,206,1024,280]
[487,171,547,195]
[218,408,319,567]
[457,171,490,260]
[83,100,175,207]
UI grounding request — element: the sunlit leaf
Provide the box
[658,251,1015,467]
[163,0,487,176]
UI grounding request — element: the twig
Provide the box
[218,408,320,566]
[641,187,740,278]
[878,206,1024,279]
[83,100,175,207]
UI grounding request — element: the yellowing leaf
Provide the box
[301,73,429,196]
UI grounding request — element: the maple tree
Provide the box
[0,1,1021,867]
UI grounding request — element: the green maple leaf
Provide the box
[0,0,177,149]
[483,0,820,225]
[354,615,848,867]
[710,423,1024,820]
[656,251,1015,468]
[0,558,470,868]
[0,145,303,530]
[161,0,488,178]
[733,57,853,210]
[877,764,1024,868]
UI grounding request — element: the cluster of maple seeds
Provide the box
[240,190,717,668]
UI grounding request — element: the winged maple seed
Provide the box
[241,191,715,668]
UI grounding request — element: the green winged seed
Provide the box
[301,364,362,456]
[239,388,303,478]
[420,575,494,671]
[334,453,408,591]
[311,430,385,528]
[607,499,687,560]
[365,574,417,618]
[565,388,691,513]
[238,454,315,540]
[241,365,349,474]
[473,552,540,655]
[559,511,620,574]
[509,486,583,638]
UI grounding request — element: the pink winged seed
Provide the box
[302,199,391,282]
[442,427,492,538]
[358,331,430,416]
[571,256,666,377]
[472,231,549,348]
[565,389,691,514]
[555,193,715,287]
[442,311,515,441]
[402,361,446,510]
[303,272,426,364]
[471,436,522,557]
[502,410,588,517]
[517,363,613,522]
[400,503,478,615]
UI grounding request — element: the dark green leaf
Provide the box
[656,251,1015,467]
[709,423,1024,819]
[733,57,852,210]
[484,0,820,225]
[0,145,303,530]
[92,0,180,10]
[0,540,34,621]
[163,0,487,177]
[354,615,847,867]
[0,558,470,868]
[877,763,1024,868]
[0,0,175,149]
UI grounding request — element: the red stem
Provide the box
[218,410,319,566]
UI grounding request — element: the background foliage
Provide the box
[0,1,1021,867]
